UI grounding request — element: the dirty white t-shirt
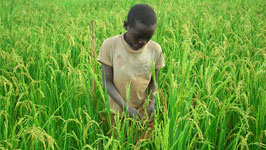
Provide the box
[97,34,165,114]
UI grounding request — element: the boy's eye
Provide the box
[134,35,141,39]
[134,35,151,40]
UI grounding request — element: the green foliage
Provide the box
[0,0,265,149]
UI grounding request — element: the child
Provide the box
[97,4,165,139]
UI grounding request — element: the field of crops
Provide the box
[0,0,265,149]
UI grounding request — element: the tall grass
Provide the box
[0,0,265,149]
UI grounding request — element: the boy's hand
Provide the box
[147,103,155,122]
[127,107,143,121]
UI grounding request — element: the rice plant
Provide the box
[0,0,265,149]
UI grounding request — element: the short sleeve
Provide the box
[97,40,113,66]
[155,46,165,69]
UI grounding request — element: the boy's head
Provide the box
[124,4,157,50]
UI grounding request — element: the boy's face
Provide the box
[125,20,156,50]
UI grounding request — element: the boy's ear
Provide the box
[124,21,129,30]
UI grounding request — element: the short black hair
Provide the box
[127,4,157,27]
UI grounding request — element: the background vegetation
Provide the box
[0,0,265,149]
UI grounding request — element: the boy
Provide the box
[98,4,165,139]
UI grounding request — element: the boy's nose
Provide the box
[138,40,147,44]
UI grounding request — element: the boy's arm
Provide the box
[147,69,159,117]
[147,69,160,118]
[101,63,143,119]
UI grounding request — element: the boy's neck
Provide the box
[124,33,136,51]
[123,33,130,46]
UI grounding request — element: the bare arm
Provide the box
[101,63,143,119]
[148,69,159,104]
[101,63,126,109]
[146,69,159,118]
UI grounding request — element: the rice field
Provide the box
[0,0,265,149]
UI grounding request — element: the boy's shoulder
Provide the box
[147,40,163,53]
[101,34,122,46]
